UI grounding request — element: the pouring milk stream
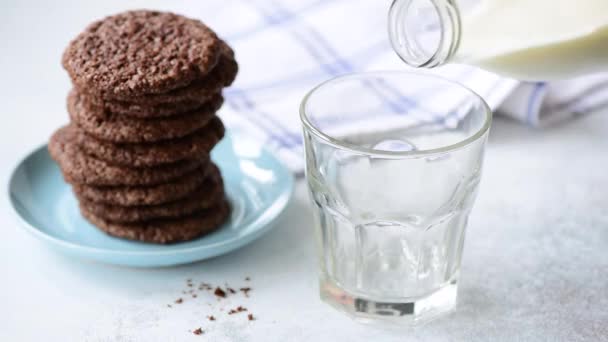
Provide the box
[389,0,608,80]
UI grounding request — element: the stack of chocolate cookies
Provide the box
[49,11,238,244]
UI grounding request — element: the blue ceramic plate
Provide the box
[8,134,293,267]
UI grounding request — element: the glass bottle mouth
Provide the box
[388,0,461,68]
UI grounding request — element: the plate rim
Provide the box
[8,140,294,258]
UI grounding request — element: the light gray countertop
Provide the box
[1,1,607,341]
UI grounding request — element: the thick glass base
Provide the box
[320,278,458,325]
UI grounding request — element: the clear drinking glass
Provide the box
[300,72,491,324]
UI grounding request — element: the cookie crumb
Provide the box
[240,287,251,297]
[193,328,204,335]
[208,315,216,321]
[175,298,183,304]
[245,277,250,281]
[227,287,236,294]
[214,287,226,298]
[248,314,255,321]
[228,306,248,315]
[192,294,197,298]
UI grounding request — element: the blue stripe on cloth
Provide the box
[267,0,415,114]
[313,77,506,130]
[377,67,480,121]
[288,30,341,75]
[252,1,338,77]
[440,78,506,125]
[232,0,483,146]
[230,89,303,147]
[303,28,352,73]
[286,13,455,118]
[526,82,546,125]
[549,80,608,113]
[575,99,608,116]
[224,1,309,149]
[225,97,295,148]
[224,40,388,95]
[225,0,335,41]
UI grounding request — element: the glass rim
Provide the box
[299,71,492,158]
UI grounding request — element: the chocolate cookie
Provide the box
[80,199,230,244]
[49,125,206,186]
[87,97,208,119]
[62,10,222,97]
[78,168,224,222]
[74,164,215,206]
[84,43,238,117]
[75,116,225,167]
[109,42,237,103]
[68,88,223,143]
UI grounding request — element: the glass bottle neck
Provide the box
[388,0,462,68]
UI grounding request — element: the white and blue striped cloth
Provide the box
[174,0,608,172]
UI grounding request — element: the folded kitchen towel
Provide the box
[175,0,608,172]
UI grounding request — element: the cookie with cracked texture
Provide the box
[77,168,224,222]
[68,88,223,143]
[75,116,224,167]
[73,164,215,206]
[82,42,238,117]
[49,125,206,186]
[62,10,222,97]
[80,199,230,244]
